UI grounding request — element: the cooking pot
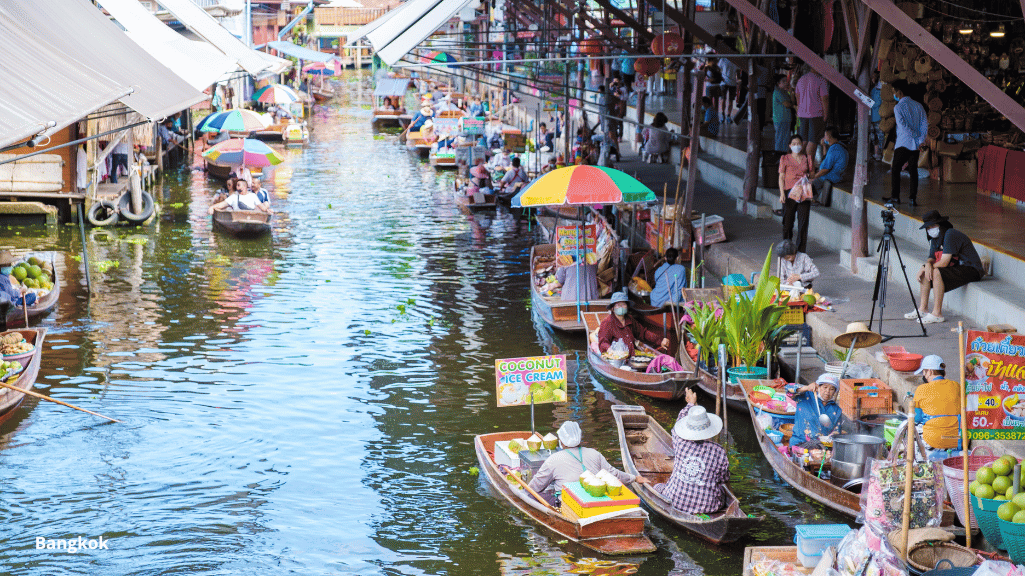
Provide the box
[830,459,866,487]
[832,434,885,466]
[856,413,906,440]
[629,356,653,371]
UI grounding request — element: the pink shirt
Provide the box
[795,72,829,118]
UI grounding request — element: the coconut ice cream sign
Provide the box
[495,355,568,407]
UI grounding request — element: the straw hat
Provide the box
[420,106,433,116]
[834,322,882,349]
[673,405,723,441]
[0,250,15,267]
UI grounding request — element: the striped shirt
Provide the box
[894,97,929,150]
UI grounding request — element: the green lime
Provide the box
[994,459,1013,477]
[998,501,1021,522]
[978,466,996,485]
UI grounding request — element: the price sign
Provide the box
[965,330,1025,441]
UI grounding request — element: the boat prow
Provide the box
[212,208,273,238]
[0,328,47,426]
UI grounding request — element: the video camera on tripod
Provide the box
[868,203,927,340]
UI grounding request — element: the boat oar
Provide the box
[0,381,121,423]
[499,464,559,513]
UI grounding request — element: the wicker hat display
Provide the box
[880,100,896,118]
[880,116,897,133]
[928,125,942,139]
[927,111,941,126]
[834,322,882,349]
[914,56,933,74]
[881,83,895,102]
[928,97,943,112]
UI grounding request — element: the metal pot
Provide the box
[832,434,885,466]
[629,356,653,371]
[829,459,866,486]
[856,413,906,440]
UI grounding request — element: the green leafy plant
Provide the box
[718,249,787,370]
[685,300,723,367]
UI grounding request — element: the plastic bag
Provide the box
[859,457,945,533]
[606,338,630,360]
[974,559,1025,576]
[788,175,814,202]
[835,526,907,576]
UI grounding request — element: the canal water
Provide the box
[0,71,846,575]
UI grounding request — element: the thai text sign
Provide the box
[554,225,597,263]
[965,330,1025,441]
[460,117,485,135]
[495,355,568,407]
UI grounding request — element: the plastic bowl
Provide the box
[887,352,923,372]
[1003,394,1025,422]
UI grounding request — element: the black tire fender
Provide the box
[86,200,118,227]
[117,191,155,224]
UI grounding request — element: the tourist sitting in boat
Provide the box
[655,388,729,514]
[470,158,493,190]
[499,157,530,194]
[788,374,843,446]
[598,292,670,357]
[207,179,269,214]
[777,240,819,290]
[913,355,961,453]
[251,177,273,213]
[650,248,687,308]
[213,176,237,204]
[527,421,648,507]
[0,251,36,307]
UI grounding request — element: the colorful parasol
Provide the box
[252,84,301,104]
[511,166,657,207]
[202,138,284,167]
[196,109,271,133]
[303,61,338,76]
[421,51,457,65]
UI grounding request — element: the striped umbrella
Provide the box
[511,166,657,207]
[202,138,284,167]
[303,61,338,76]
[420,51,457,66]
[252,84,301,104]
[196,109,271,133]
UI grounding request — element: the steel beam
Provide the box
[588,0,655,42]
[652,2,747,69]
[861,0,1025,133]
[722,0,871,108]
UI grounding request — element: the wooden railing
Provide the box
[314,6,394,26]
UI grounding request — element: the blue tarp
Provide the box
[266,41,336,63]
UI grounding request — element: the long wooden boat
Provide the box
[371,110,410,127]
[206,160,233,181]
[6,270,59,328]
[0,328,47,426]
[738,380,861,517]
[584,313,694,401]
[677,349,748,411]
[743,547,814,576]
[457,193,497,210]
[212,208,272,238]
[404,132,432,158]
[429,153,458,169]
[611,405,762,543]
[530,244,611,332]
[474,431,657,556]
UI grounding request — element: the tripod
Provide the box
[868,212,928,342]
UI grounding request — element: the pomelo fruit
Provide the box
[27,256,40,267]
[12,266,26,281]
[993,475,1012,495]
[803,294,817,306]
[995,494,1009,501]
[977,466,996,485]
[27,265,41,279]
[998,501,1021,522]
[22,278,37,289]
[993,459,1013,477]
[976,484,996,499]
[970,480,981,495]
[1015,510,1025,524]
[1013,493,1025,508]
[1001,454,1019,466]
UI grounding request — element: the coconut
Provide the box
[506,439,523,454]
[579,470,596,484]
[542,432,558,450]
[582,475,607,498]
[526,433,543,452]
[605,477,624,497]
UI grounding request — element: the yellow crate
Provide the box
[561,482,640,519]
[779,306,805,326]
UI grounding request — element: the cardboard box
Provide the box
[942,157,977,183]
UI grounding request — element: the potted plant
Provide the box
[684,300,723,369]
[719,249,788,382]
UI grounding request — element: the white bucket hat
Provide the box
[915,354,944,375]
[673,405,723,441]
[557,421,582,448]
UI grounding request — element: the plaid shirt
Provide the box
[655,405,729,514]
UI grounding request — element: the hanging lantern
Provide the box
[633,57,662,77]
[651,32,685,56]
[580,37,602,56]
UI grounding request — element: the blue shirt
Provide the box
[790,391,843,446]
[650,263,687,307]
[772,88,792,125]
[818,142,848,183]
[894,96,928,150]
[468,103,484,117]
[409,112,428,131]
[870,83,882,123]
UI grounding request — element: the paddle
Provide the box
[0,380,121,423]
[498,464,559,513]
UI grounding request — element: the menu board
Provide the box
[554,225,597,263]
[965,330,1025,441]
[495,355,568,407]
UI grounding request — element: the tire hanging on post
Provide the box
[86,200,118,227]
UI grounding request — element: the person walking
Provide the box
[772,75,794,152]
[778,134,815,252]
[794,64,830,160]
[884,79,929,206]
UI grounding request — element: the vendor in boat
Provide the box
[527,421,648,507]
[470,158,493,190]
[650,248,687,308]
[598,292,670,357]
[498,157,530,194]
[777,240,820,290]
[0,251,36,307]
[789,374,843,446]
[207,179,269,214]
[406,105,433,134]
[913,355,961,452]
[655,388,729,514]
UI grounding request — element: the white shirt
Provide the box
[227,192,260,211]
[894,96,929,150]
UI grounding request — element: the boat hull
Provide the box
[212,209,272,238]
[677,350,748,411]
[6,271,59,328]
[529,244,611,332]
[0,328,47,426]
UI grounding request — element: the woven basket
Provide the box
[780,423,794,443]
[943,448,997,530]
[998,517,1025,563]
[908,542,979,574]
[970,493,1005,549]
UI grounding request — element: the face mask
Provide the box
[0,267,10,275]
[790,144,803,154]
[614,305,628,317]
[927,227,940,239]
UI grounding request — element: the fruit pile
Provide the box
[0,333,32,356]
[0,359,23,380]
[9,256,54,294]
[970,454,1025,523]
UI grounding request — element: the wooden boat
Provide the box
[676,349,749,411]
[584,312,694,401]
[429,153,458,169]
[0,328,47,426]
[743,547,814,576]
[372,109,410,127]
[404,131,432,158]
[5,270,59,328]
[611,405,762,543]
[457,193,497,210]
[206,160,233,181]
[739,379,861,517]
[211,208,272,238]
[530,244,611,332]
[474,431,657,556]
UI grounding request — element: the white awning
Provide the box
[343,0,414,46]
[366,0,443,53]
[97,0,238,91]
[374,0,473,67]
[157,0,271,75]
[266,40,337,63]
[0,16,131,148]
[254,51,294,78]
[373,78,414,97]
[5,0,206,121]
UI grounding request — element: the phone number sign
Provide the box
[965,330,1025,441]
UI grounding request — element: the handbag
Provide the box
[860,423,945,532]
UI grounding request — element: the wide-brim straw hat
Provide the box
[673,405,724,441]
[834,322,882,349]
[0,250,15,267]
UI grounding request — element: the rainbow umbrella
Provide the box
[202,138,284,167]
[252,84,301,104]
[196,109,271,133]
[421,51,457,66]
[303,61,338,76]
[511,165,657,207]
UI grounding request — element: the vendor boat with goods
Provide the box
[370,77,414,128]
[473,430,657,556]
[0,328,47,426]
[3,254,59,327]
[611,405,761,543]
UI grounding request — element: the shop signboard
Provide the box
[554,224,597,263]
[454,145,471,167]
[964,330,1025,441]
[460,117,485,135]
[495,355,568,407]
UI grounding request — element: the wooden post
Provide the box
[682,69,705,220]
[742,58,760,209]
[899,404,916,560]
[851,66,871,268]
[958,321,971,548]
